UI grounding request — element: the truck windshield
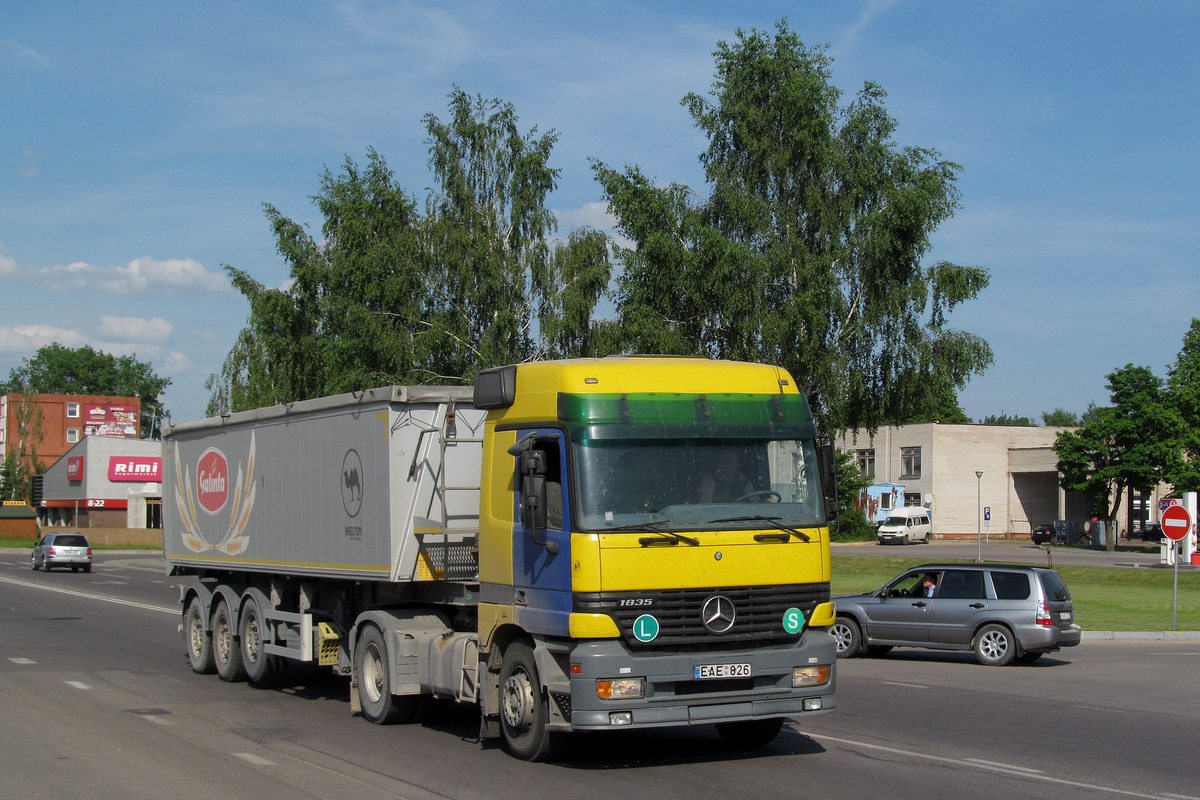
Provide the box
[572,436,825,532]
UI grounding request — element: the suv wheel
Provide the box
[830,617,862,658]
[974,624,1016,666]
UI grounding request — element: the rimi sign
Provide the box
[107,456,163,482]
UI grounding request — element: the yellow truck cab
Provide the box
[473,357,838,758]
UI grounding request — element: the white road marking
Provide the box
[881,680,928,689]
[0,575,176,615]
[8,658,36,664]
[964,757,1044,774]
[65,681,91,690]
[233,753,277,767]
[802,731,1177,799]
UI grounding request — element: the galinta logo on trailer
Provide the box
[175,432,257,555]
[196,449,229,513]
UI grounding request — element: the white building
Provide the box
[835,423,1131,537]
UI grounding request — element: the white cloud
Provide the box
[0,38,53,70]
[837,0,903,55]
[111,257,230,294]
[36,257,229,295]
[0,324,90,352]
[158,349,194,374]
[98,315,174,343]
[555,201,616,232]
[554,202,636,251]
[0,249,15,276]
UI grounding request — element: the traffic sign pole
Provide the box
[1160,504,1194,632]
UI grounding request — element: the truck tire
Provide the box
[716,717,785,749]
[212,600,247,682]
[238,595,280,684]
[184,596,215,674]
[498,641,567,762]
[354,624,421,724]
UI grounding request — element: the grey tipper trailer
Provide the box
[164,385,488,709]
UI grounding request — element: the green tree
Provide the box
[981,413,1036,426]
[1165,317,1200,492]
[208,148,427,413]
[592,21,991,431]
[1055,365,1186,548]
[6,343,170,438]
[1041,408,1080,427]
[211,90,611,414]
[422,89,611,373]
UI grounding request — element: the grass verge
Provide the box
[0,535,161,552]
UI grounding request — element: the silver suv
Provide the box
[830,563,1081,666]
[31,532,93,573]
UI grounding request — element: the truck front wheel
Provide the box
[498,642,567,762]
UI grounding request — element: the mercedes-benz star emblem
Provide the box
[701,595,736,634]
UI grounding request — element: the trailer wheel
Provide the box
[715,717,785,749]
[184,596,215,674]
[498,642,567,762]
[354,624,422,724]
[238,596,280,684]
[212,600,247,682]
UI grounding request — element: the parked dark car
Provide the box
[1031,524,1055,544]
[31,532,93,572]
[1031,520,1089,546]
[830,563,1081,666]
[1138,523,1165,542]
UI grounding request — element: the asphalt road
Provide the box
[1,551,1198,800]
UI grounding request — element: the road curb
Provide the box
[1082,630,1200,640]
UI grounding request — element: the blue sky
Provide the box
[2,1,1197,426]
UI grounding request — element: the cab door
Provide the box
[510,428,573,636]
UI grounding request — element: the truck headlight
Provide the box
[792,665,831,687]
[597,677,645,700]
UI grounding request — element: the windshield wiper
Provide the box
[599,518,700,546]
[708,515,811,543]
[639,530,700,546]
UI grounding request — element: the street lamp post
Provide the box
[975,470,984,563]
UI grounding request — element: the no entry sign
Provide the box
[1160,504,1193,542]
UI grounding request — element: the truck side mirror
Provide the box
[817,440,840,524]
[518,451,548,531]
[515,443,559,555]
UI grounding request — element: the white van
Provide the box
[876,506,932,545]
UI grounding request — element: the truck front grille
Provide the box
[575,583,830,652]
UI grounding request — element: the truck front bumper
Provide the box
[562,630,836,730]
